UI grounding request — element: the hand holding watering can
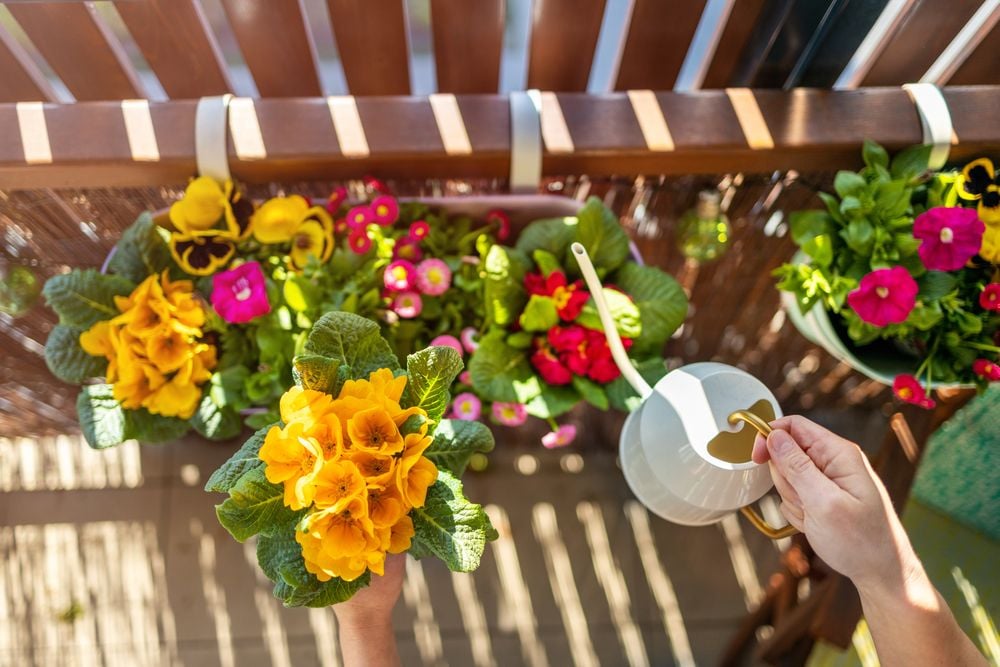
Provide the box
[572,243,796,539]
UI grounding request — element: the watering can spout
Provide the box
[571,243,654,399]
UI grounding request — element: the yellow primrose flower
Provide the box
[312,459,366,510]
[346,407,404,455]
[114,362,165,410]
[145,326,194,374]
[365,483,405,529]
[388,515,414,554]
[298,528,384,582]
[259,421,325,510]
[290,212,335,270]
[251,195,311,244]
[336,369,425,427]
[347,449,395,488]
[308,496,375,558]
[279,386,334,424]
[144,372,202,419]
[396,429,437,508]
[79,320,116,358]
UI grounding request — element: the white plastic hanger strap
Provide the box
[902,83,952,170]
[195,94,233,181]
[509,90,542,194]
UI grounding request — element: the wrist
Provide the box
[853,549,929,607]
[334,606,394,632]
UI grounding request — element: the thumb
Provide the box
[766,429,838,505]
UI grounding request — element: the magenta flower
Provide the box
[326,186,348,214]
[542,424,578,449]
[451,392,482,421]
[460,327,479,353]
[492,402,527,427]
[430,335,464,357]
[384,260,416,292]
[371,195,399,226]
[415,259,452,296]
[410,220,430,240]
[346,206,373,230]
[394,236,424,262]
[973,359,1000,381]
[847,267,918,327]
[486,209,511,241]
[365,176,389,194]
[348,228,372,254]
[913,207,984,271]
[211,261,271,324]
[981,283,1000,312]
[892,374,935,409]
[391,291,422,319]
[459,370,472,386]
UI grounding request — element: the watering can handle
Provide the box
[571,243,654,398]
[729,410,800,540]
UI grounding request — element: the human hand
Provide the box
[333,553,406,629]
[751,416,919,591]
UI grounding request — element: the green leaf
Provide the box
[532,249,563,277]
[43,270,134,329]
[284,274,321,313]
[506,331,534,349]
[191,393,243,441]
[292,354,345,395]
[106,213,173,284]
[607,358,668,412]
[890,144,932,181]
[216,466,297,542]
[45,325,105,383]
[127,408,191,444]
[834,171,867,199]
[576,288,642,339]
[482,245,530,327]
[514,216,576,260]
[842,220,874,254]
[304,312,399,379]
[518,295,559,332]
[917,271,957,301]
[410,469,497,572]
[525,384,579,419]
[77,384,128,449]
[205,425,272,493]
[305,576,371,608]
[862,140,889,170]
[802,234,833,267]
[403,346,464,424]
[613,263,687,355]
[574,196,630,272]
[424,419,496,476]
[572,376,609,410]
[468,332,537,403]
[789,210,833,246]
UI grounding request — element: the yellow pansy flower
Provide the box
[981,224,1000,263]
[290,217,334,270]
[252,195,310,244]
[169,177,230,233]
[259,421,325,510]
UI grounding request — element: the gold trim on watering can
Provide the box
[727,410,800,540]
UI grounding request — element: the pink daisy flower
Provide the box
[430,335,464,357]
[847,267,918,327]
[384,260,416,292]
[980,283,1000,312]
[486,209,511,241]
[325,186,348,214]
[451,392,482,421]
[347,206,373,229]
[542,424,578,449]
[371,195,399,226]
[409,220,430,240]
[460,327,480,353]
[892,374,935,409]
[348,228,372,254]
[973,359,1000,382]
[415,258,452,296]
[459,370,472,386]
[394,235,424,262]
[492,402,527,427]
[392,292,422,319]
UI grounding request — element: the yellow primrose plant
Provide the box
[206,311,497,604]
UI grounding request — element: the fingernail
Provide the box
[768,430,794,455]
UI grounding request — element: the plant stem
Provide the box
[959,341,1000,353]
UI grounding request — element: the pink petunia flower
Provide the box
[384,260,416,292]
[847,267,918,327]
[393,235,424,262]
[409,220,430,240]
[459,370,472,386]
[348,228,372,254]
[391,291,422,319]
[415,259,452,296]
[980,283,1000,312]
[542,424,578,449]
[460,327,480,353]
[972,359,1000,381]
[211,261,271,324]
[892,374,936,409]
[486,209,511,241]
[451,392,482,421]
[346,206,373,229]
[371,195,399,226]
[492,402,527,427]
[326,186,348,214]
[913,207,985,271]
[430,335,464,358]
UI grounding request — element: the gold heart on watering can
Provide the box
[706,399,776,464]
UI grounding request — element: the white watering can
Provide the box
[572,243,797,539]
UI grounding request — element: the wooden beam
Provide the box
[430,0,504,94]
[614,0,708,90]
[527,0,607,92]
[0,24,57,103]
[327,0,410,96]
[0,87,998,190]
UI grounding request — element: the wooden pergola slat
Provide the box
[0,25,57,103]
[946,20,1000,85]
[861,0,982,86]
[1,87,997,190]
[5,3,144,101]
[116,0,232,100]
[701,0,769,89]
[220,0,322,97]
[430,0,504,94]
[327,0,411,96]
[614,0,708,91]
[526,0,607,92]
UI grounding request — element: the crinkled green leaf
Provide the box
[518,294,558,332]
[483,245,530,327]
[410,470,497,572]
[424,419,495,476]
[45,325,105,383]
[106,213,173,284]
[216,466,297,542]
[304,311,399,379]
[205,425,271,493]
[576,287,642,339]
[403,346,463,425]
[292,354,345,395]
[77,384,128,449]
[572,376,609,410]
[43,270,134,329]
[574,196,629,272]
[468,331,537,403]
[191,393,243,441]
[127,407,191,444]
[614,262,687,355]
